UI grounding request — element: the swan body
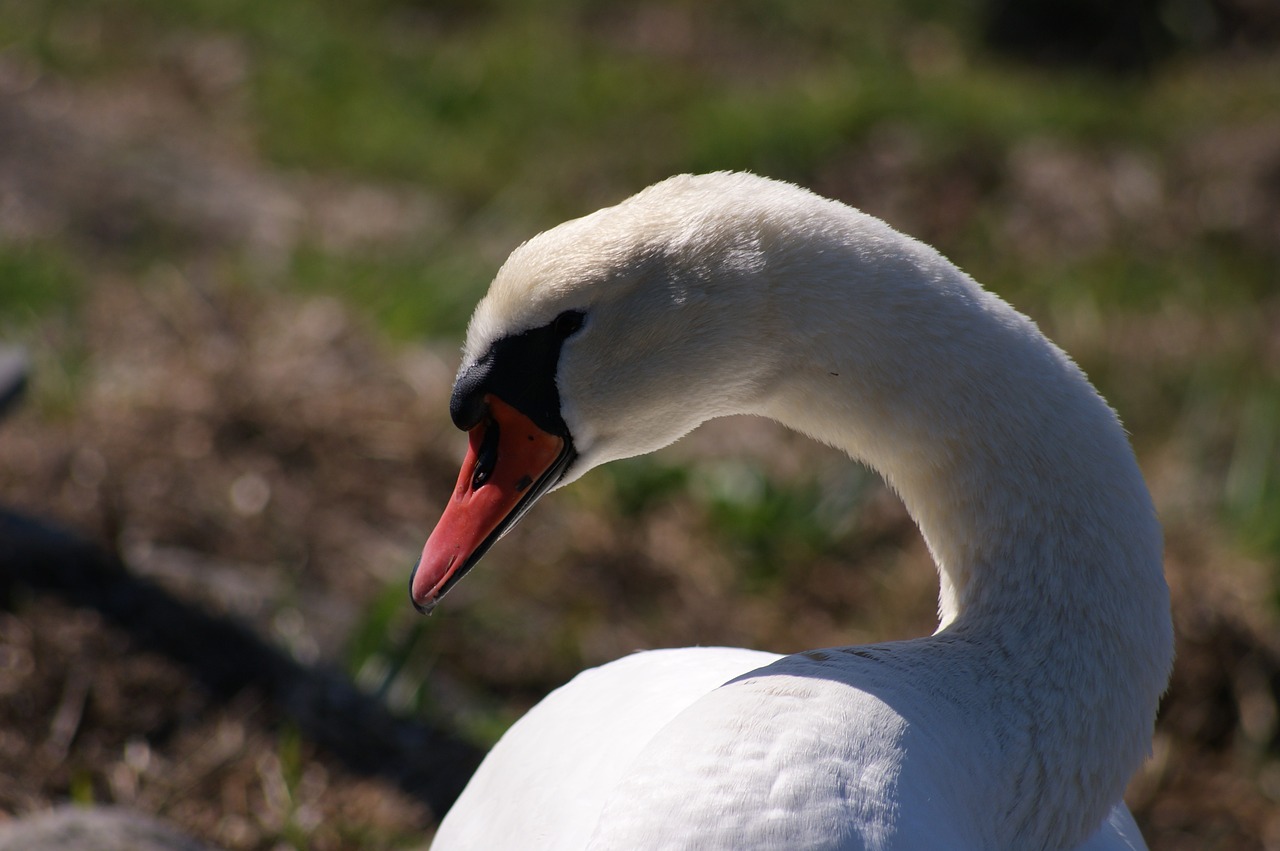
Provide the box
[414,173,1172,850]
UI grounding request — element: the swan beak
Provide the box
[411,395,572,614]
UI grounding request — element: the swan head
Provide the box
[411,173,792,612]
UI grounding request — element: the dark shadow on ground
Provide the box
[0,507,483,822]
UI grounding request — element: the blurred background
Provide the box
[1,0,1278,848]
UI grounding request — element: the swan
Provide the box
[410,172,1172,850]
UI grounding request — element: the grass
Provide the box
[2,0,1276,605]
[9,1,1275,286]
[4,0,1277,617]
[287,243,492,341]
[1225,382,1280,560]
[10,0,1252,207]
[0,243,91,421]
[347,579,520,747]
[0,242,84,325]
[600,457,691,519]
[694,461,855,591]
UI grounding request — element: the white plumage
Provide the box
[425,173,1172,850]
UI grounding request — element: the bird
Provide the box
[410,172,1173,850]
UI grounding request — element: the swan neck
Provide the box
[747,242,1161,636]
[740,238,1172,845]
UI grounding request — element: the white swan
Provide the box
[411,172,1172,850]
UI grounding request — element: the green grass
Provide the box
[0,242,84,324]
[346,579,519,747]
[8,0,1275,321]
[8,0,1243,210]
[1225,382,1280,562]
[0,243,89,420]
[977,238,1279,317]
[600,457,691,519]
[288,242,492,340]
[691,460,870,591]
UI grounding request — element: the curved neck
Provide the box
[744,222,1165,632]
[742,221,1172,845]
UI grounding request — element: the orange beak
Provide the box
[411,395,572,613]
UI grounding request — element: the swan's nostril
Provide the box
[471,417,500,491]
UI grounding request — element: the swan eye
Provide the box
[553,310,585,339]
